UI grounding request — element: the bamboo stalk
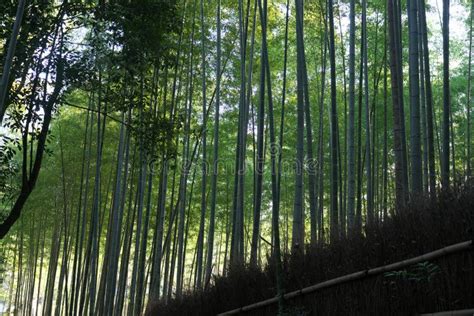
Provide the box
[219,240,473,315]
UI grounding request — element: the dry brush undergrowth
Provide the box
[147,182,474,315]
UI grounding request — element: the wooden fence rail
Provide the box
[419,308,474,315]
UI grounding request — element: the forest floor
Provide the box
[146,182,474,316]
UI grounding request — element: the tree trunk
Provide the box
[441,0,450,189]
[407,0,423,194]
[205,0,221,284]
[0,0,27,123]
[468,0,474,178]
[251,0,265,267]
[293,0,306,250]
[362,0,373,224]
[259,0,284,311]
[419,0,437,195]
[328,0,339,241]
[387,0,408,209]
[347,0,356,231]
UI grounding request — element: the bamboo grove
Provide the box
[0,0,472,315]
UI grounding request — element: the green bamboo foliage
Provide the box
[1,1,472,314]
